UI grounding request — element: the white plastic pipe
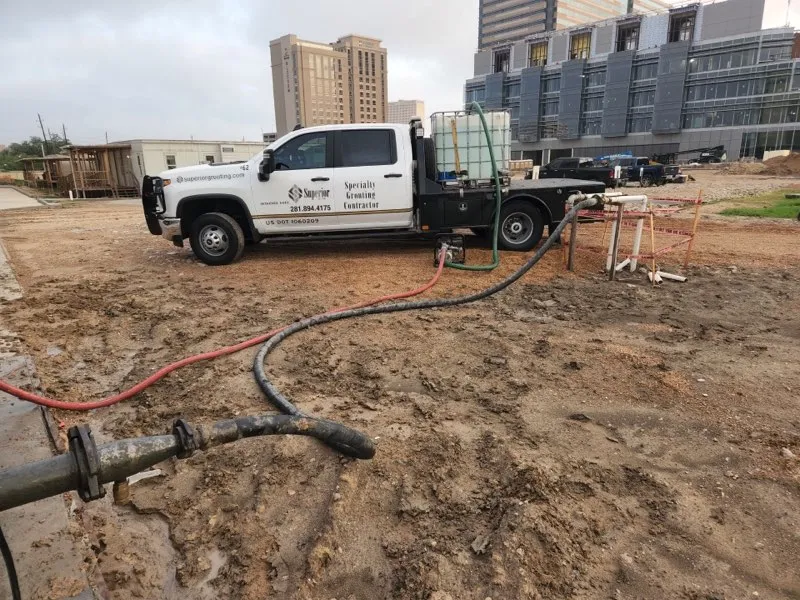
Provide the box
[630,197,648,272]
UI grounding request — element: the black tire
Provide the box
[640,175,653,188]
[189,212,245,266]
[423,138,437,181]
[497,200,544,252]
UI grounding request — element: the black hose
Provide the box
[0,414,374,513]
[202,415,375,459]
[253,197,601,451]
[0,525,21,600]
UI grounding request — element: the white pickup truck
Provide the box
[142,120,604,265]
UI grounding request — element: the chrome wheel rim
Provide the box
[502,212,533,245]
[199,225,229,256]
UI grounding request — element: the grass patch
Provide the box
[719,190,800,219]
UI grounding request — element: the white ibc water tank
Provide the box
[430,112,510,181]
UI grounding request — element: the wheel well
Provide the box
[178,196,257,241]
[501,195,551,222]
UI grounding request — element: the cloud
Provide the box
[4,0,793,145]
[1,0,478,144]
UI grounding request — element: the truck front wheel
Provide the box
[189,212,245,265]
[497,201,544,252]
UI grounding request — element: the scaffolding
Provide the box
[66,144,138,198]
[18,155,71,193]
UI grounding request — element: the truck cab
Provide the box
[537,157,625,188]
[609,156,666,187]
[143,120,605,265]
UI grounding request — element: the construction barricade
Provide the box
[562,192,703,284]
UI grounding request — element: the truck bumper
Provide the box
[142,175,165,235]
[160,219,183,246]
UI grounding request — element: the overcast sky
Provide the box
[1,0,797,145]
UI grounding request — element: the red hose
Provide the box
[0,254,446,411]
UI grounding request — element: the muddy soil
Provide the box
[0,199,798,600]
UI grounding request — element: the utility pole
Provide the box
[37,113,49,155]
[105,131,109,144]
[62,123,68,144]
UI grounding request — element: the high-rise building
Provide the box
[388,100,426,124]
[270,34,388,136]
[466,0,800,163]
[332,35,389,126]
[478,0,672,49]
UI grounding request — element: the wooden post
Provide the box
[609,203,624,281]
[649,210,657,287]
[102,150,115,198]
[77,150,86,199]
[683,190,703,270]
[450,118,462,175]
[567,211,579,271]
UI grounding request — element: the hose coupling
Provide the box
[67,424,105,503]
[171,418,198,459]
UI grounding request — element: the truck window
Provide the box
[561,158,579,168]
[636,158,649,166]
[338,129,396,167]
[273,133,329,171]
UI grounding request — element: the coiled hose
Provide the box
[254,197,600,437]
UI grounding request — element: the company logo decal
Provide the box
[288,185,331,202]
[288,185,303,202]
[176,176,184,183]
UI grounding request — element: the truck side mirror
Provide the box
[259,149,275,182]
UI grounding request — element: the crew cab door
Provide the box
[332,128,412,230]
[560,158,580,177]
[251,131,337,232]
[540,158,562,178]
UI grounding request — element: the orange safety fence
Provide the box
[562,191,703,282]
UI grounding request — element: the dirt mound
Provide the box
[761,153,800,176]
[717,162,765,175]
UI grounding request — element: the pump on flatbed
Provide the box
[142,116,604,265]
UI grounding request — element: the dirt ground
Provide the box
[0,177,799,599]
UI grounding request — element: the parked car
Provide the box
[531,157,626,187]
[609,156,666,187]
[664,165,686,184]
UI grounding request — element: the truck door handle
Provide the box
[384,173,403,178]
[311,176,330,182]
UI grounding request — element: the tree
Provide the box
[0,134,71,171]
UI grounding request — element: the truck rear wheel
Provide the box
[189,212,245,265]
[497,201,544,252]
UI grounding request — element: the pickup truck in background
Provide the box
[609,157,666,187]
[530,157,626,188]
[142,120,605,265]
[664,165,686,184]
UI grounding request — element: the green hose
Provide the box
[444,101,503,271]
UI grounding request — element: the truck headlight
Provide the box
[162,179,171,187]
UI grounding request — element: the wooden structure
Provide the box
[19,155,71,192]
[66,144,138,198]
